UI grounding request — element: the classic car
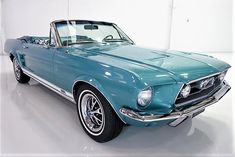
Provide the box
[5,20,231,142]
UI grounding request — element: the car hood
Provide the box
[70,44,231,83]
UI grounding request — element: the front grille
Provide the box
[175,73,222,107]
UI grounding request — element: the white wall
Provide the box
[2,0,172,49]
[2,0,67,38]
[170,0,232,52]
[233,0,235,52]
[1,0,233,52]
[69,0,172,49]
[0,0,3,53]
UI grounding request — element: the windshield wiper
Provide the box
[103,39,129,42]
[68,41,96,45]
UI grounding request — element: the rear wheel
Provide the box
[13,58,30,83]
[76,84,123,143]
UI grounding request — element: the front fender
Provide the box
[72,75,127,123]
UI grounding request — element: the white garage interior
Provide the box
[1,0,233,52]
[0,0,234,156]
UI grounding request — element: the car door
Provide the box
[22,39,55,83]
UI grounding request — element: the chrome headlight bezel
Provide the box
[180,84,191,98]
[218,71,227,82]
[137,87,153,107]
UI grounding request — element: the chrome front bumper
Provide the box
[120,81,231,127]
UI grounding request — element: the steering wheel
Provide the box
[102,35,113,41]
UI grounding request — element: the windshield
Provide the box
[55,21,133,46]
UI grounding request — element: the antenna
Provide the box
[66,0,70,48]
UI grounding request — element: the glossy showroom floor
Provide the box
[0,52,234,156]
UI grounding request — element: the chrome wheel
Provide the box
[79,90,105,135]
[76,85,124,142]
[14,59,21,79]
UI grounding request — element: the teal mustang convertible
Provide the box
[5,20,231,142]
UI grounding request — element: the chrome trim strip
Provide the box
[187,71,226,84]
[22,68,75,103]
[49,24,59,48]
[120,81,230,126]
[173,83,184,105]
[50,20,134,48]
[50,22,62,48]
[21,68,126,123]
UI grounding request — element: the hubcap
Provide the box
[14,59,21,79]
[80,92,104,134]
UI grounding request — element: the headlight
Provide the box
[137,87,152,106]
[180,85,191,98]
[219,71,226,81]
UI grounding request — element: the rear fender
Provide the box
[4,39,25,66]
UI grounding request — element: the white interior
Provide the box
[1,0,233,52]
[0,0,3,53]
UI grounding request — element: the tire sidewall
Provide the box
[12,58,30,83]
[77,89,105,137]
[76,84,123,142]
[13,58,21,81]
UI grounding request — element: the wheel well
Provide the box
[73,81,88,102]
[9,53,14,62]
[73,80,126,124]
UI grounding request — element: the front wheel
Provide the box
[13,58,30,83]
[76,84,123,143]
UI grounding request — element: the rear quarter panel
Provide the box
[4,39,26,66]
[4,39,23,56]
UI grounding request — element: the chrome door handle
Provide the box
[23,45,28,49]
